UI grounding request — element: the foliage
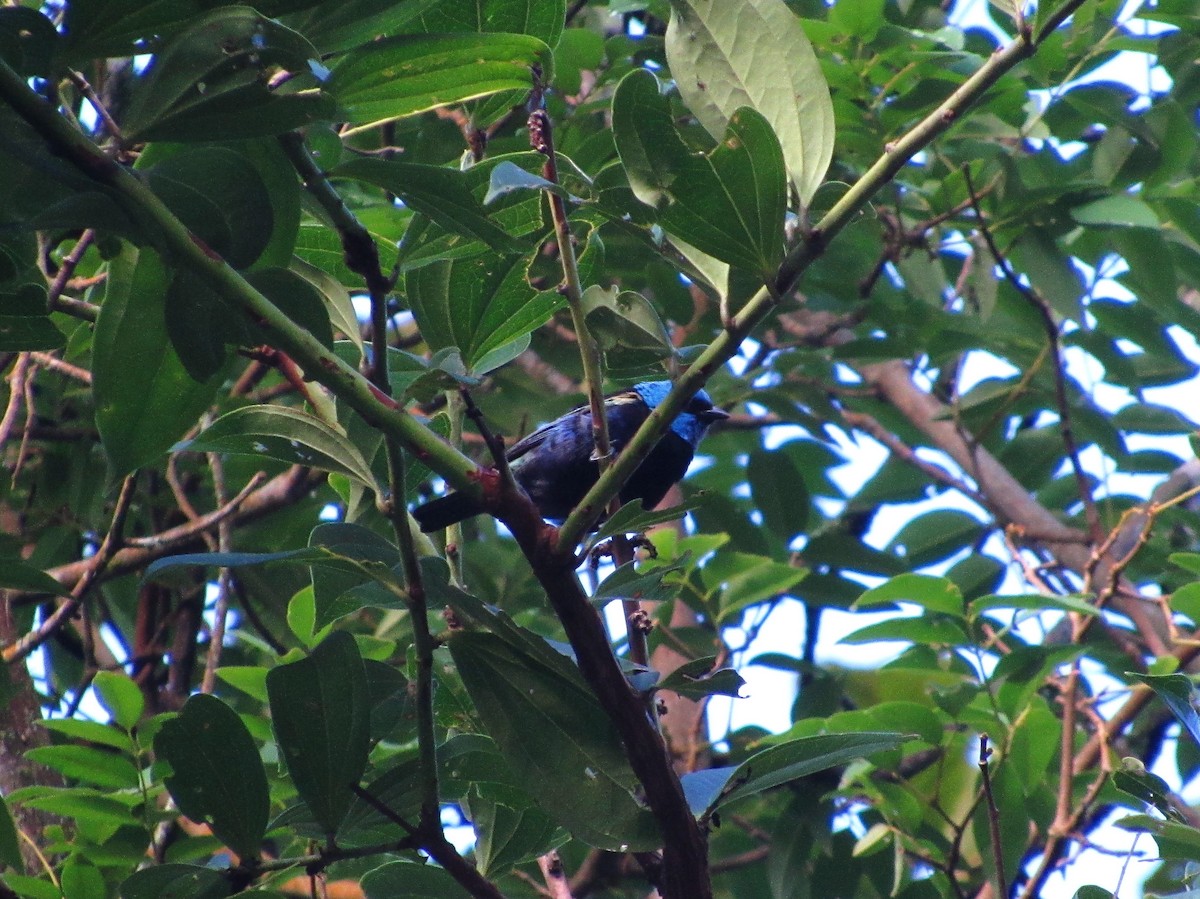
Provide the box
[1,0,1199,898]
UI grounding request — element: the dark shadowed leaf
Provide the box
[0,557,69,596]
[0,794,19,870]
[267,631,370,837]
[124,8,325,141]
[154,694,269,860]
[93,246,224,477]
[654,657,746,701]
[118,864,232,899]
[361,860,471,898]
[449,631,660,850]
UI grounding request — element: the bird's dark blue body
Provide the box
[413,381,727,532]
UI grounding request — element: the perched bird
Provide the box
[412,381,727,532]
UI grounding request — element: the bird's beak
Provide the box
[700,408,730,425]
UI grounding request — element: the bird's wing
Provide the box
[506,391,644,462]
[506,407,582,462]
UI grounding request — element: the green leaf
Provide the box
[266,631,370,836]
[418,0,566,126]
[581,286,675,368]
[326,32,552,132]
[308,522,406,629]
[887,509,985,568]
[361,860,472,898]
[698,551,806,623]
[24,745,140,790]
[405,254,564,374]
[291,257,362,353]
[1130,673,1200,749]
[970,592,1098,618]
[0,8,58,77]
[448,631,660,850]
[654,657,746,701]
[592,560,682,606]
[154,693,270,860]
[93,245,224,477]
[839,615,970,646]
[118,864,232,899]
[854,574,965,617]
[1114,813,1200,861]
[333,158,521,254]
[178,405,378,489]
[664,0,834,204]
[0,312,66,351]
[0,557,69,596]
[92,671,144,731]
[246,267,334,351]
[37,719,130,752]
[1071,195,1160,229]
[124,8,328,141]
[145,146,274,270]
[612,70,786,275]
[592,500,700,543]
[468,792,560,878]
[483,160,565,204]
[746,448,809,543]
[0,792,20,870]
[680,731,907,817]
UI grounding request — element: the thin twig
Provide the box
[200,437,232,695]
[977,735,1008,899]
[4,473,138,664]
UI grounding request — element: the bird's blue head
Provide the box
[632,381,727,447]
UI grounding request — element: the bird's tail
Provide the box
[412,492,484,532]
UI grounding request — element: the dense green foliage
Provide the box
[2,0,1200,897]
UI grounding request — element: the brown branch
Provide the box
[3,473,138,664]
[349,784,506,899]
[964,167,1101,540]
[7,468,305,606]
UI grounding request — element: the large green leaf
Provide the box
[0,557,69,596]
[266,631,370,837]
[612,70,786,276]
[664,0,834,204]
[118,864,232,899]
[405,254,564,374]
[448,630,660,851]
[326,32,551,132]
[680,731,908,817]
[145,147,274,270]
[154,694,270,860]
[123,7,331,141]
[419,0,567,125]
[178,405,378,490]
[307,523,406,629]
[93,245,224,477]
